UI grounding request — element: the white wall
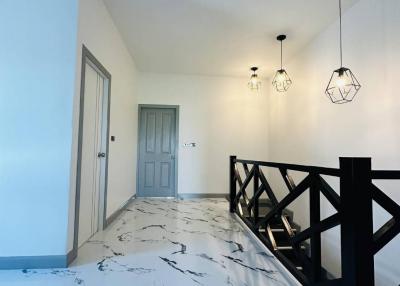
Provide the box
[67,0,139,251]
[0,0,78,256]
[137,73,269,195]
[267,0,400,284]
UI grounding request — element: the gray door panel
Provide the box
[138,108,176,197]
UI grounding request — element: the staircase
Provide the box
[239,199,307,274]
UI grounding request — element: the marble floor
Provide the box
[0,198,298,286]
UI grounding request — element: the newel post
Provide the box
[253,164,259,225]
[340,157,374,286]
[230,155,237,213]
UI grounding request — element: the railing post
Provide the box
[309,172,321,283]
[253,164,259,225]
[230,155,237,213]
[340,157,374,286]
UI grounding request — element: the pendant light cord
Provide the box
[339,0,343,67]
[281,40,283,70]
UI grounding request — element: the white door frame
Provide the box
[70,45,112,264]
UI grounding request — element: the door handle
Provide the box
[170,155,175,160]
[98,152,106,158]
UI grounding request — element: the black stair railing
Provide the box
[229,156,400,286]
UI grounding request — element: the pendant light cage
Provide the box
[272,69,292,92]
[326,67,361,104]
[272,34,292,92]
[248,67,262,91]
[325,0,361,103]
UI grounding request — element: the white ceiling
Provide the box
[103,0,359,78]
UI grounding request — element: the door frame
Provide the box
[137,104,180,198]
[71,45,112,262]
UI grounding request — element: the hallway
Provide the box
[0,199,296,286]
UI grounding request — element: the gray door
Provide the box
[138,107,177,197]
[78,60,109,247]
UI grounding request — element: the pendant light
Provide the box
[248,67,261,91]
[325,0,361,103]
[272,35,292,92]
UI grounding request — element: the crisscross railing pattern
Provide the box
[370,171,400,256]
[229,156,400,286]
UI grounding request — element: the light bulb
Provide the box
[275,71,286,83]
[325,67,361,103]
[248,74,261,90]
[272,69,291,92]
[335,75,348,88]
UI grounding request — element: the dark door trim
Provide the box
[137,104,179,198]
[70,45,112,265]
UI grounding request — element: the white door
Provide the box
[78,62,109,247]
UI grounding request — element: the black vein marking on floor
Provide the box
[199,210,212,216]
[222,255,278,280]
[197,253,226,269]
[159,257,206,285]
[180,228,208,235]
[226,276,235,285]
[181,218,192,224]
[207,233,244,251]
[164,213,192,224]
[111,249,124,256]
[136,208,156,215]
[206,199,222,204]
[142,200,159,206]
[211,215,227,223]
[88,240,124,256]
[170,208,192,215]
[186,270,206,277]
[117,232,133,242]
[97,257,154,274]
[97,258,108,271]
[223,240,244,253]
[222,256,253,270]
[116,218,128,231]
[135,238,164,244]
[140,224,167,230]
[170,240,187,254]
[51,270,79,277]
[159,257,186,274]
[209,224,242,233]
[74,277,85,285]
[21,269,79,278]
[183,216,208,223]
[109,258,155,274]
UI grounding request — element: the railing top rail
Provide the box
[234,158,341,177]
[371,170,400,180]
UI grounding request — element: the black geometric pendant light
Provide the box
[248,67,262,91]
[272,35,292,92]
[325,0,361,104]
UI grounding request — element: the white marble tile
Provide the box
[0,199,298,286]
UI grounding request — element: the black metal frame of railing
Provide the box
[229,156,400,286]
